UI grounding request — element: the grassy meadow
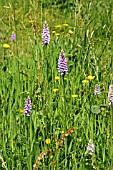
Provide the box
[0,0,113,169]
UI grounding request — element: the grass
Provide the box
[0,0,113,169]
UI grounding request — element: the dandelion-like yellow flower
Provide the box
[63,24,68,27]
[3,44,10,48]
[55,33,60,36]
[68,30,73,34]
[82,80,89,83]
[87,76,95,80]
[112,136,113,139]
[28,20,34,23]
[52,31,56,34]
[55,76,60,81]
[72,94,78,98]
[53,89,58,93]
[20,109,24,113]
[45,138,51,144]
[55,25,61,28]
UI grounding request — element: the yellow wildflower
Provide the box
[82,80,89,83]
[72,94,78,98]
[3,44,10,48]
[55,25,61,28]
[52,31,56,34]
[55,76,60,81]
[20,109,24,113]
[87,75,95,80]
[53,89,58,93]
[45,138,51,144]
[101,107,105,111]
[55,33,60,36]
[28,20,34,23]
[63,24,68,27]
[112,136,113,139]
[68,30,73,34]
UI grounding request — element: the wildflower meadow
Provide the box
[0,0,113,169]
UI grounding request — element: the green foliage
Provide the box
[0,0,113,169]
[91,105,101,114]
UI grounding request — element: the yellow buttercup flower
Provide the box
[53,89,58,93]
[82,80,89,83]
[55,25,61,28]
[87,75,95,80]
[55,76,60,81]
[20,109,24,113]
[28,20,34,23]
[3,44,10,48]
[52,31,56,34]
[72,94,78,98]
[68,30,73,34]
[45,138,51,144]
[63,24,68,27]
